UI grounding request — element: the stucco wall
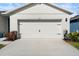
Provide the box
[10,14,70,33]
[0,15,8,33]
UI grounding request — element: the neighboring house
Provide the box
[0,3,73,39]
[70,15,79,32]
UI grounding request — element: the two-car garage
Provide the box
[19,20,63,38]
[5,3,72,39]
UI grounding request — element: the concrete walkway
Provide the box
[0,38,79,56]
[0,41,12,45]
[0,37,12,45]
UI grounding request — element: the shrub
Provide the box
[4,31,17,41]
[64,33,72,41]
[65,32,79,42]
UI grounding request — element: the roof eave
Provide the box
[45,3,73,15]
[1,3,73,15]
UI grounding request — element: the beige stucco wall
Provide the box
[0,15,8,33]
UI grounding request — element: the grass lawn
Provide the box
[66,41,79,49]
[0,44,5,49]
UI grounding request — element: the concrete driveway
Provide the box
[0,38,79,56]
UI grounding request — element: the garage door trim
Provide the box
[18,19,61,22]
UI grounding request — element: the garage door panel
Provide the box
[21,34,62,38]
[21,34,41,38]
[40,23,61,34]
[19,21,62,38]
[20,23,39,33]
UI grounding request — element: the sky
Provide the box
[0,3,79,15]
[0,3,25,11]
[56,3,79,14]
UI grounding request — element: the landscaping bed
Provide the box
[64,32,79,49]
[0,44,5,49]
[66,41,79,49]
[0,31,17,49]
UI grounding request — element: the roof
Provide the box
[0,11,6,13]
[70,15,79,23]
[71,15,79,20]
[1,3,73,15]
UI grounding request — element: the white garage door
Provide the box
[19,20,63,38]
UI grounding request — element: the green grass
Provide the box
[0,44,5,49]
[67,41,79,49]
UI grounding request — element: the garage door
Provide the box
[19,20,63,38]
